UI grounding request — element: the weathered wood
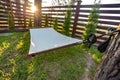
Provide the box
[0,0,33,30]
[72,0,82,37]
[94,26,120,80]
[34,0,42,28]
[23,0,27,28]
[80,4,120,8]
[79,9,120,14]
[42,5,76,9]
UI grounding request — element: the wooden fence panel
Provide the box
[0,0,120,44]
[0,0,34,31]
[41,3,120,44]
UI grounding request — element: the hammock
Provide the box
[28,28,82,56]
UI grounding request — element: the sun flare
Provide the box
[31,6,36,12]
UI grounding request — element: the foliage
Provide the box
[88,46,104,64]
[8,12,15,30]
[45,14,49,27]
[82,3,100,40]
[28,18,33,28]
[52,17,58,31]
[62,7,72,36]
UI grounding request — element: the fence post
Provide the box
[34,0,42,28]
[5,0,14,29]
[23,1,27,28]
[15,0,22,27]
[72,0,82,37]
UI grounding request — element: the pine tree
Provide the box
[28,18,33,28]
[82,4,100,40]
[8,12,15,30]
[62,7,72,36]
[52,17,58,31]
[45,14,49,27]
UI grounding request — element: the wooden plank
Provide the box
[0,15,8,17]
[79,10,120,14]
[75,31,83,35]
[97,26,115,30]
[0,18,8,21]
[0,26,8,28]
[100,10,120,14]
[0,2,10,6]
[76,27,84,31]
[0,22,8,24]
[42,13,66,15]
[14,19,24,21]
[0,11,8,14]
[74,34,82,38]
[80,4,120,8]
[79,14,120,20]
[96,30,106,34]
[77,23,86,26]
[14,23,24,24]
[79,14,88,18]
[42,9,75,12]
[78,18,88,22]
[0,6,10,10]
[14,16,24,18]
[99,15,120,20]
[100,4,120,8]
[77,23,116,31]
[76,21,118,26]
[98,21,119,25]
[42,5,76,8]
[11,1,24,6]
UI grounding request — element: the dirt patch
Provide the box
[82,54,96,80]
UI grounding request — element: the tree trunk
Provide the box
[94,27,120,80]
[34,0,42,28]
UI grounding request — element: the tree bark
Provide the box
[34,0,42,28]
[94,28,120,80]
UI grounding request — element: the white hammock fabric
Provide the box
[29,28,82,55]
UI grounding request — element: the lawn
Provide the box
[0,32,103,80]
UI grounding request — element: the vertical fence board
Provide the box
[72,0,82,37]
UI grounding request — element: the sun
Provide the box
[31,6,36,12]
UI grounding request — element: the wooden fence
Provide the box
[0,0,120,43]
[0,0,33,32]
[42,2,120,43]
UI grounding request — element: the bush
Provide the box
[52,17,58,31]
[45,14,49,27]
[82,3,100,40]
[62,6,72,36]
[28,18,33,28]
[8,12,15,30]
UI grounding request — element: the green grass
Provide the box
[0,32,103,80]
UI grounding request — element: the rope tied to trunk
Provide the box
[83,28,120,52]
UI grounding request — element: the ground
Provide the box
[0,32,103,80]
